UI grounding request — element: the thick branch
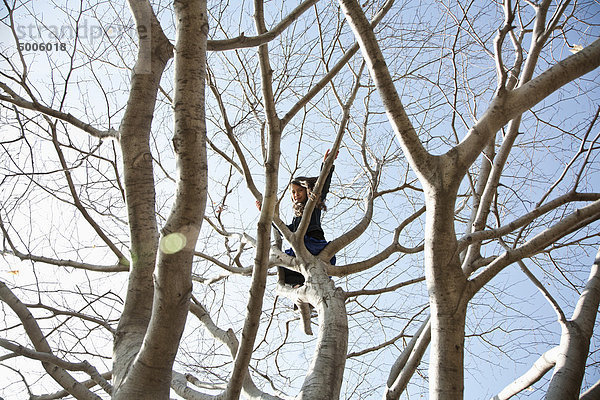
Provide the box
[328,206,425,275]
[470,199,600,293]
[386,317,432,400]
[29,372,113,400]
[456,38,600,175]
[225,1,283,397]
[112,0,175,396]
[0,282,101,400]
[119,0,209,397]
[0,339,112,395]
[207,0,318,51]
[459,192,600,261]
[546,246,600,399]
[337,0,432,179]
[491,347,560,400]
[0,83,118,140]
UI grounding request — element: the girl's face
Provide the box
[291,183,307,204]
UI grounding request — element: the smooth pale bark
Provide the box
[275,206,350,398]
[298,301,314,335]
[113,0,208,398]
[337,1,600,399]
[297,287,348,400]
[492,347,560,400]
[546,247,600,400]
[580,380,600,400]
[424,186,468,400]
[546,324,593,400]
[0,282,102,400]
[385,317,431,400]
[224,1,282,398]
[112,0,173,392]
[278,260,349,400]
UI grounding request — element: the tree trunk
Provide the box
[429,310,467,399]
[113,0,207,398]
[425,184,468,400]
[545,323,589,400]
[112,0,173,392]
[546,247,600,399]
[297,264,348,400]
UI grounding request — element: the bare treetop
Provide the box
[0,0,599,399]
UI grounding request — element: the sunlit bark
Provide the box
[337,0,600,399]
[112,0,173,394]
[0,1,599,399]
[113,0,208,398]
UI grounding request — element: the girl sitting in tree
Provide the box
[257,150,337,287]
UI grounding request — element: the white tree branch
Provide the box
[207,0,319,51]
[0,83,118,140]
[0,282,102,400]
[337,0,432,180]
[0,338,112,395]
[491,347,560,400]
[580,379,600,400]
[470,199,600,292]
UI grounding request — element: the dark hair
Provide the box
[291,176,317,191]
[290,176,326,216]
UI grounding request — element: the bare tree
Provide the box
[338,0,600,398]
[0,0,598,399]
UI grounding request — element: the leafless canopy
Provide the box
[0,0,599,399]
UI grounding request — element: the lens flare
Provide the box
[159,232,187,254]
